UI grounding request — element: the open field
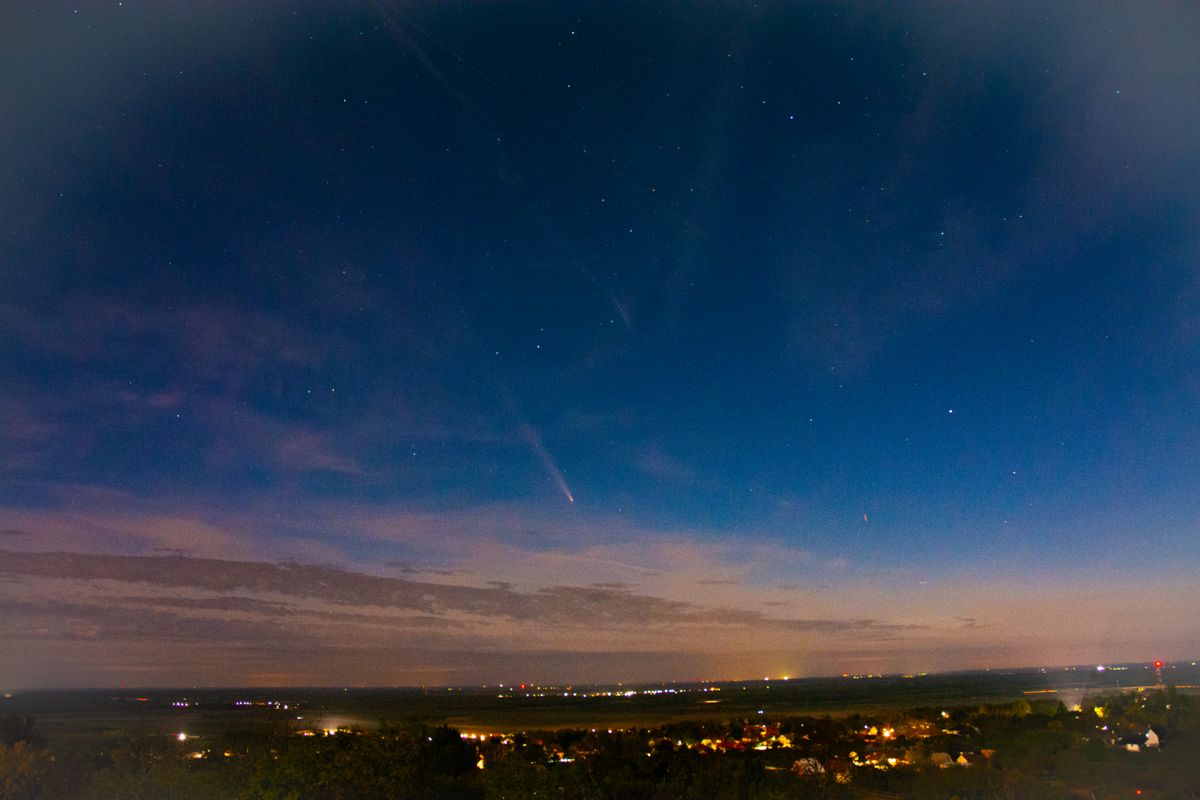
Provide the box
[7,661,1196,740]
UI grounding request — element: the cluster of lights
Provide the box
[850,751,906,769]
[232,699,292,710]
[498,686,721,700]
[297,727,350,737]
[187,749,235,760]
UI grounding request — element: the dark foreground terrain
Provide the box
[1,663,1197,799]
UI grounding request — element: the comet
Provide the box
[520,423,575,503]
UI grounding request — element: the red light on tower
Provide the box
[1154,660,1163,669]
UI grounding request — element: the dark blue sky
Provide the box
[2,1,1198,687]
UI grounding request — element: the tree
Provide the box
[0,742,55,800]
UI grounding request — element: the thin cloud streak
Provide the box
[0,539,1196,688]
[0,547,927,686]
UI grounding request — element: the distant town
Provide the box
[2,662,1197,798]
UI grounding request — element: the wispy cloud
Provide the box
[635,444,701,484]
[2,519,1196,689]
[0,546,928,686]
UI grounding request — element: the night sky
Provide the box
[2,1,1199,688]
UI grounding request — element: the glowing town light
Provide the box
[177,732,187,742]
